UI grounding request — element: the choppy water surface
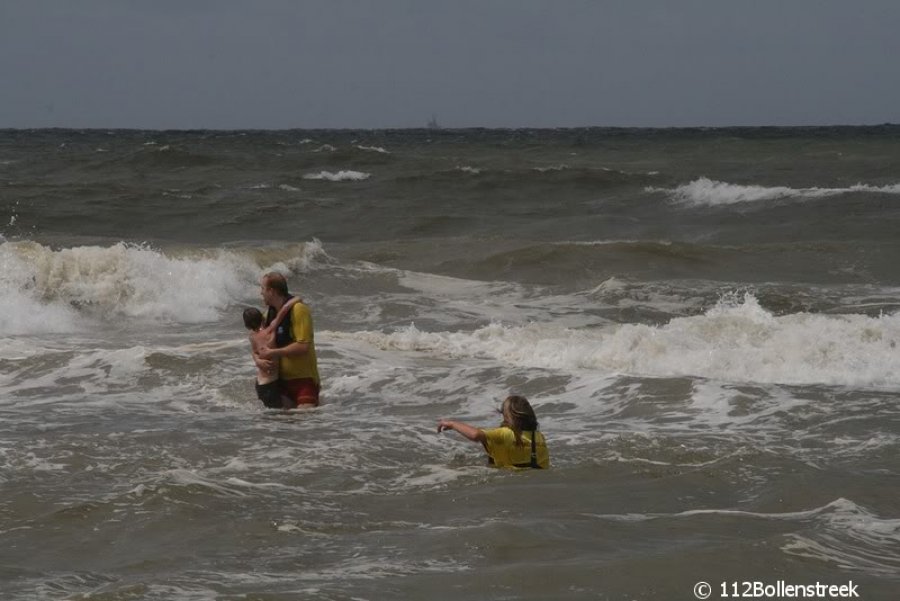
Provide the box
[1,127,899,600]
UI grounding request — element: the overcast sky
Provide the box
[1,1,898,129]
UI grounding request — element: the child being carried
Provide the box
[242,297,299,409]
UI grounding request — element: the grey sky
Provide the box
[2,1,898,129]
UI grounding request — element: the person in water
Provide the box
[256,272,321,407]
[243,297,299,409]
[437,395,550,469]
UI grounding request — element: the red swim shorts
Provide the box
[280,378,320,407]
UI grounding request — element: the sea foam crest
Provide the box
[355,145,390,154]
[649,177,900,206]
[302,170,371,182]
[0,241,256,333]
[782,498,900,576]
[0,240,326,334]
[0,242,83,335]
[339,293,900,389]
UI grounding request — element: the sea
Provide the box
[1,126,899,600]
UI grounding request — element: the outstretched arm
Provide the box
[262,297,300,336]
[437,419,486,443]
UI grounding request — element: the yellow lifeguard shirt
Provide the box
[482,426,550,469]
[279,301,319,384]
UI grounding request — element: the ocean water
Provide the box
[1,127,899,600]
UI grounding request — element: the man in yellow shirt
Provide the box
[257,272,321,407]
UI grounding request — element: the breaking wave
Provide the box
[649,177,900,206]
[0,239,329,334]
[332,293,900,389]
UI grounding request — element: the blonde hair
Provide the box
[502,395,539,447]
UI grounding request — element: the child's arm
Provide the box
[262,297,300,336]
[249,333,276,373]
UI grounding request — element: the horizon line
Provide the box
[2,122,898,133]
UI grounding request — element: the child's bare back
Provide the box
[242,297,299,408]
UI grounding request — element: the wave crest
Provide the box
[649,177,900,207]
[333,293,900,389]
[782,498,900,576]
[302,170,371,182]
[0,240,330,334]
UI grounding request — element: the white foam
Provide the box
[396,269,524,302]
[567,239,650,247]
[586,497,886,526]
[0,344,157,405]
[166,468,249,497]
[387,464,487,489]
[0,242,86,334]
[263,238,331,274]
[331,293,900,389]
[782,498,900,575]
[138,584,219,601]
[355,144,389,154]
[393,268,610,326]
[648,177,900,206]
[302,170,370,182]
[0,241,260,330]
[0,240,329,334]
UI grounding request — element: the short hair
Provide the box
[243,307,263,330]
[262,272,289,298]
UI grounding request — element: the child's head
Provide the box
[243,307,263,330]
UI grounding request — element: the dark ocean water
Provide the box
[1,127,899,600]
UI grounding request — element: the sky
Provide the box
[1,1,898,129]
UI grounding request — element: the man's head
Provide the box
[260,272,289,307]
